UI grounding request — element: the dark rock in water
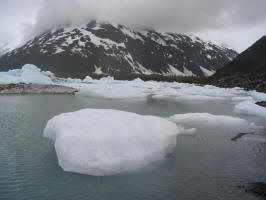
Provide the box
[0,83,78,94]
[256,101,266,107]
[238,182,266,198]
[210,73,266,93]
[231,133,254,142]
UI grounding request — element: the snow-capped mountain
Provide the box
[0,21,237,77]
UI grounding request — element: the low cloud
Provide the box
[30,0,266,35]
[1,0,266,51]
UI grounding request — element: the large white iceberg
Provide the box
[0,64,53,84]
[43,109,180,176]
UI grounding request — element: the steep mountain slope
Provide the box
[0,21,237,77]
[216,35,266,76]
[211,36,266,92]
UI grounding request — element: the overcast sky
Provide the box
[0,0,266,52]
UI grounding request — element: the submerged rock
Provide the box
[0,83,78,94]
[238,182,266,198]
[231,133,254,142]
[256,101,266,108]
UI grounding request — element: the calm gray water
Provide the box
[0,95,265,200]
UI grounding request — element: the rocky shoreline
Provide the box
[0,83,78,94]
[210,73,266,93]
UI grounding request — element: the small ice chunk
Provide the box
[234,101,266,118]
[42,70,55,78]
[77,83,149,99]
[131,78,144,84]
[65,78,82,83]
[99,76,115,82]
[249,91,266,102]
[177,125,197,135]
[83,75,93,82]
[169,112,260,129]
[43,109,180,176]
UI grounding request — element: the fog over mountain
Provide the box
[0,0,266,51]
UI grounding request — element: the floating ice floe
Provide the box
[99,76,115,82]
[0,64,54,84]
[249,91,266,102]
[2,65,265,115]
[150,84,247,102]
[234,101,266,118]
[1,65,253,102]
[43,109,180,176]
[77,83,150,99]
[72,80,249,101]
[82,75,93,82]
[65,78,82,83]
[169,113,262,130]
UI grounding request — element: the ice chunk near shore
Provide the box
[77,83,149,99]
[83,75,93,82]
[234,101,266,118]
[249,91,266,102]
[73,77,150,99]
[131,78,144,84]
[43,109,180,176]
[169,113,261,130]
[0,64,53,84]
[65,78,82,83]
[99,76,115,82]
[151,83,248,102]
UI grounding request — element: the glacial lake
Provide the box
[0,94,265,200]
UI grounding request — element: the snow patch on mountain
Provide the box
[200,66,215,76]
[0,21,237,77]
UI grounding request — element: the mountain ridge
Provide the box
[0,21,237,78]
[216,35,266,76]
[211,35,266,92]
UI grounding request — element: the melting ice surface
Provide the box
[43,109,180,176]
[1,64,266,176]
[169,113,261,128]
[234,101,266,118]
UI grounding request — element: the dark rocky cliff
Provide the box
[216,35,266,76]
